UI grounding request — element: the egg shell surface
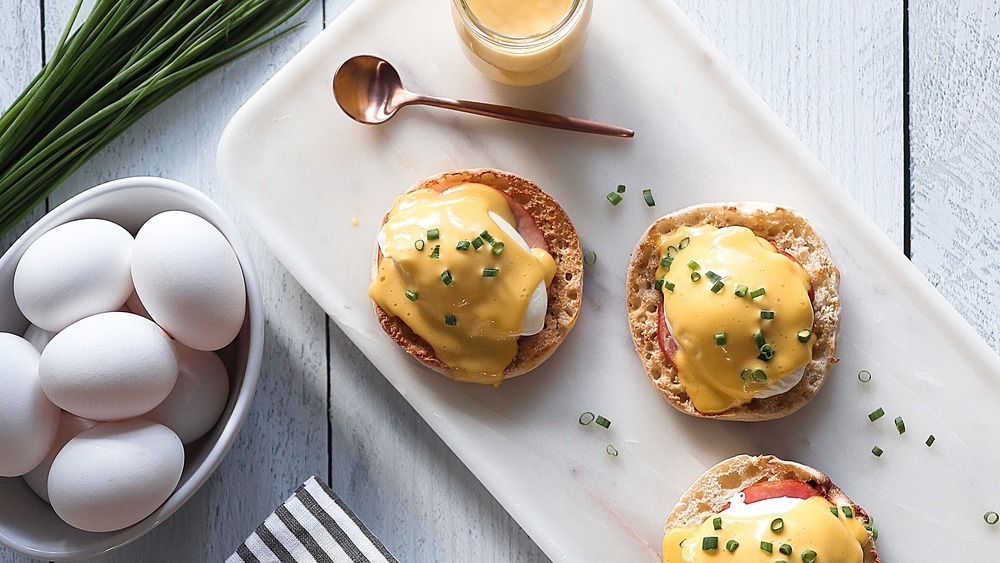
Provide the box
[39,312,178,421]
[131,211,246,351]
[47,420,184,533]
[13,218,134,332]
[22,412,97,503]
[0,333,61,477]
[22,323,54,353]
[144,342,230,444]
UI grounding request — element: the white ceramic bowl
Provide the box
[0,177,264,560]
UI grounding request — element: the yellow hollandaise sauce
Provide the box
[655,225,814,413]
[464,0,575,37]
[370,184,556,384]
[663,496,869,562]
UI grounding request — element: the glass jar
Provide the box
[451,0,593,86]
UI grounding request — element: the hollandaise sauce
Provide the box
[663,496,869,562]
[463,0,576,37]
[655,226,814,413]
[370,184,556,384]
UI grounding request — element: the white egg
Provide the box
[489,211,547,336]
[144,342,230,444]
[124,288,151,319]
[48,420,184,532]
[39,312,178,421]
[13,218,133,332]
[22,412,97,503]
[22,323,54,353]
[132,211,246,351]
[0,333,60,477]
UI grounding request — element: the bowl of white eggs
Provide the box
[0,176,263,560]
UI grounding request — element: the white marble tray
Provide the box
[217,0,1000,559]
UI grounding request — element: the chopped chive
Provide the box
[479,230,494,244]
[691,272,702,282]
[679,237,691,249]
[429,244,441,259]
[617,184,626,193]
[830,506,840,516]
[779,544,792,556]
[752,369,768,383]
[472,237,485,250]
[455,240,471,251]
[578,412,595,425]
[710,280,724,293]
[797,329,812,342]
[760,541,773,553]
[895,416,906,434]
[702,536,718,550]
[595,415,611,429]
[752,330,766,348]
[712,517,722,530]
[444,313,457,326]
[584,251,597,265]
[868,407,885,422]
[440,270,454,286]
[606,444,618,457]
[985,511,999,525]
[705,271,721,282]
[491,241,505,255]
[426,228,440,240]
[758,343,775,361]
[725,539,739,553]
[654,278,665,291]
[607,192,623,206]
[482,268,500,278]
[871,527,879,541]
[858,369,872,382]
[643,189,655,206]
[663,280,676,292]
[872,446,883,457]
[770,518,784,533]
[735,284,749,297]
[740,368,753,381]
[760,310,775,320]
[665,245,678,258]
[715,333,727,346]
[842,506,854,518]
[687,260,700,270]
[926,434,936,447]
[802,549,817,563]
[660,256,674,269]
[414,239,425,251]
[750,287,766,299]
[405,290,419,302]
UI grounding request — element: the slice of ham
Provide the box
[720,479,820,511]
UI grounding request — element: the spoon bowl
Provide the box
[332,55,633,137]
[333,55,406,124]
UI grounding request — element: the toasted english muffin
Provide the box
[373,168,582,379]
[666,454,878,563]
[626,202,840,420]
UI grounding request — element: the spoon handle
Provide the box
[413,95,634,138]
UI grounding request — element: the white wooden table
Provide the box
[2,1,997,561]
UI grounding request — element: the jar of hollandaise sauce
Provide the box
[451,0,593,86]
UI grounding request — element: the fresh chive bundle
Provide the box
[0,0,310,236]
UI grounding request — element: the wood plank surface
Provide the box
[909,0,1000,352]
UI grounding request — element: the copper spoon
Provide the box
[333,55,634,138]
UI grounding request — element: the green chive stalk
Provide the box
[0,0,310,236]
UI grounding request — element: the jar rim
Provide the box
[455,0,586,48]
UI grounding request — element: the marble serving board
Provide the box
[217,0,1000,559]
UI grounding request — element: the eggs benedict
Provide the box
[663,455,878,562]
[627,203,840,420]
[370,169,582,384]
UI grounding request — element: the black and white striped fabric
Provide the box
[228,477,398,563]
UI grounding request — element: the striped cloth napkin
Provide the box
[228,477,398,563]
